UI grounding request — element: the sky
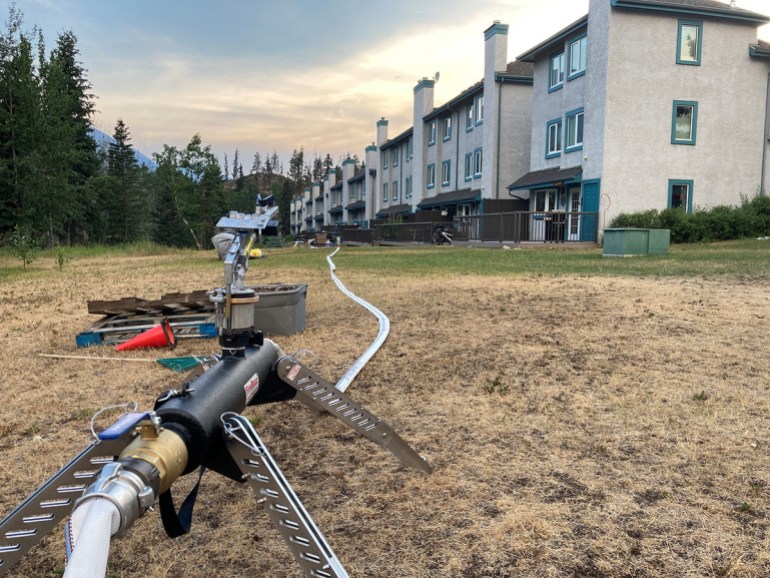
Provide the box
[9,0,770,171]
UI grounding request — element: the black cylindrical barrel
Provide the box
[155,341,278,473]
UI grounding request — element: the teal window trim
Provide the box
[382,182,388,203]
[546,118,562,158]
[668,179,694,212]
[565,107,585,153]
[428,120,437,146]
[442,117,452,142]
[465,105,474,132]
[549,52,565,92]
[473,147,483,178]
[567,34,587,80]
[677,19,702,66]
[464,152,473,181]
[474,96,484,126]
[671,100,698,145]
[427,163,436,189]
[441,159,451,186]
[392,181,399,202]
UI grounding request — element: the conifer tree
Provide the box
[105,118,145,242]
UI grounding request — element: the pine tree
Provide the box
[0,6,40,236]
[36,29,99,245]
[105,118,144,243]
[232,149,239,184]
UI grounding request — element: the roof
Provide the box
[424,81,483,122]
[508,166,583,191]
[329,205,343,214]
[610,0,769,23]
[417,189,481,209]
[346,200,366,210]
[750,39,770,58]
[375,204,413,218]
[348,168,366,183]
[379,127,414,151]
[517,16,588,62]
[496,60,535,83]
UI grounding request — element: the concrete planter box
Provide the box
[250,284,308,335]
[603,228,670,257]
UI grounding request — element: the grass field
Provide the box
[1,240,770,577]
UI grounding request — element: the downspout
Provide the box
[496,80,503,199]
[762,71,770,195]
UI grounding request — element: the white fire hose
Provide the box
[64,498,120,578]
[326,247,390,392]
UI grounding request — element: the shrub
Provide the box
[609,193,770,243]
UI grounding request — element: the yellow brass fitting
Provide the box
[119,427,188,493]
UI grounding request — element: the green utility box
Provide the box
[603,228,670,257]
[251,284,308,335]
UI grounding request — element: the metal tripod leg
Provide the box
[274,356,432,474]
[221,413,349,578]
[0,435,132,575]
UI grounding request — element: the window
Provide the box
[668,179,694,212]
[406,136,413,159]
[677,20,702,65]
[565,108,584,152]
[474,96,484,125]
[427,163,436,188]
[464,152,473,181]
[466,105,474,131]
[382,182,388,203]
[350,184,357,202]
[392,148,399,167]
[383,154,388,170]
[428,120,437,145]
[392,181,399,202]
[473,147,482,177]
[568,36,587,79]
[549,52,565,90]
[405,175,413,198]
[671,100,698,145]
[441,160,451,186]
[546,118,562,157]
[442,117,452,141]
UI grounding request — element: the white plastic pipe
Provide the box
[326,248,390,392]
[64,498,120,578]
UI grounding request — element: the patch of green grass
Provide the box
[264,239,770,280]
[692,390,709,402]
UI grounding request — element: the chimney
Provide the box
[484,20,509,74]
[376,118,389,147]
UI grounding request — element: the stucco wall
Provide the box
[601,8,770,222]
[498,82,533,198]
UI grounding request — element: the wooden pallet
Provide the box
[77,292,216,348]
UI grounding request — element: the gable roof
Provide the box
[517,15,588,62]
[610,0,769,24]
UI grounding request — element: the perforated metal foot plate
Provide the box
[275,357,432,474]
[0,436,132,575]
[222,413,348,578]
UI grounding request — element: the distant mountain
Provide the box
[88,127,157,170]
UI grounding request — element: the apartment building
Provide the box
[375,21,534,221]
[290,1,770,241]
[510,0,770,233]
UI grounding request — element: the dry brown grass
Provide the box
[1,248,770,577]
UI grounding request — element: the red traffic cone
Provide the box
[115,318,176,351]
